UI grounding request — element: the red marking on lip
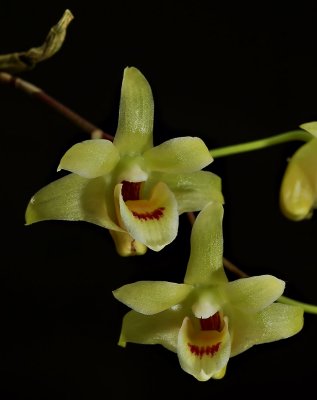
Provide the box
[188,342,221,359]
[132,207,165,221]
[121,181,141,201]
[200,312,221,332]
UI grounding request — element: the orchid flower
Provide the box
[25,67,223,255]
[113,202,303,381]
[280,122,317,221]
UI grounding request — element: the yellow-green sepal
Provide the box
[25,174,121,231]
[118,307,186,352]
[184,202,227,286]
[230,303,304,356]
[113,67,154,155]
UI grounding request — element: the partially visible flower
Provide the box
[280,122,317,221]
[25,67,223,256]
[113,202,303,381]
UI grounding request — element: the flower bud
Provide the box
[280,138,317,220]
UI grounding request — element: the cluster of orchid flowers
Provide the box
[23,67,317,381]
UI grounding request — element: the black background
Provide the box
[0,1,316,399]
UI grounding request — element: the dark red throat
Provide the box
[200,312,221,331]
[121,181,141,201]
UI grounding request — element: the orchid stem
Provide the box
[209,130,312,158]
[0,71,114,141]
[278,296,317,314]
[187,212,317,315]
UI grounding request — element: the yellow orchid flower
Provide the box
[113,202,303,381]
[280,122,317,221]
[25,67,223,255]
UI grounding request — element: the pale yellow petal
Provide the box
[299,121,317,138]
[226,275,285,313]
[113,281,193,315]
[58,139,120,178]
[143,137,213,173]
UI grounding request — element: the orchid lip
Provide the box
[186,312,226,360]
[121,181,166,221]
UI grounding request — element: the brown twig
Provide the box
[222,257,249,278]
[0,71,113,141]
